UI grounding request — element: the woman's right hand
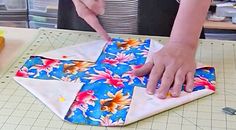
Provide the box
[72,0,111,41]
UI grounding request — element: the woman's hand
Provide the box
[134,41,196,99]
[134,0,211,99]
[72,0,111,41]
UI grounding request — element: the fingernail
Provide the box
[171,92,178,97]
[108,37,112,42]
[146,90,154,95]
[157,94,166,99]
[186,88,193,92]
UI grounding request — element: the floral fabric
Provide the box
[15,38,216,126]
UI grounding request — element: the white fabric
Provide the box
[37,40,107,62]
[14,77,83,119]
[125,87,214,125]
[145,40,163,63]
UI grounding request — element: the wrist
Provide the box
[166,39,198,55]
[169,31,199,52]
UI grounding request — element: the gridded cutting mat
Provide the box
[0,28,236,130]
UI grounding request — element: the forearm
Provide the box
[169,0,211,50]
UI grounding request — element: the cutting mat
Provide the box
[0,28,236,130]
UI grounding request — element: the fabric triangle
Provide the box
[14,77,83,119]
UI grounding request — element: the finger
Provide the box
[157,66,176,99]
[146,63,164,95]
[81,0,105,15]
[73,0,111,41]
[133,62,153,76]
[170,69,186,97]
[185,72,194,92]
[83,15,111,41]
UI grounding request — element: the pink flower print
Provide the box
[100,115,113,126]
[194,76,216,91]
[130,65,143,70]
[89,69,126,88]
[115,53,134,63]
[16,67,29,78]
[35,59,59,71]
[103,53,134,65]
[103,58,118,65]
[123,65,145,85]
[70,90,97,117]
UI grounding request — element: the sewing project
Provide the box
[14,38,216,126]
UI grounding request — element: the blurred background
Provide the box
[0,0,236,40]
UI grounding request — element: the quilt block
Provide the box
[14,38,216,126]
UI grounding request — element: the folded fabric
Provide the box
[14,38,216,126]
